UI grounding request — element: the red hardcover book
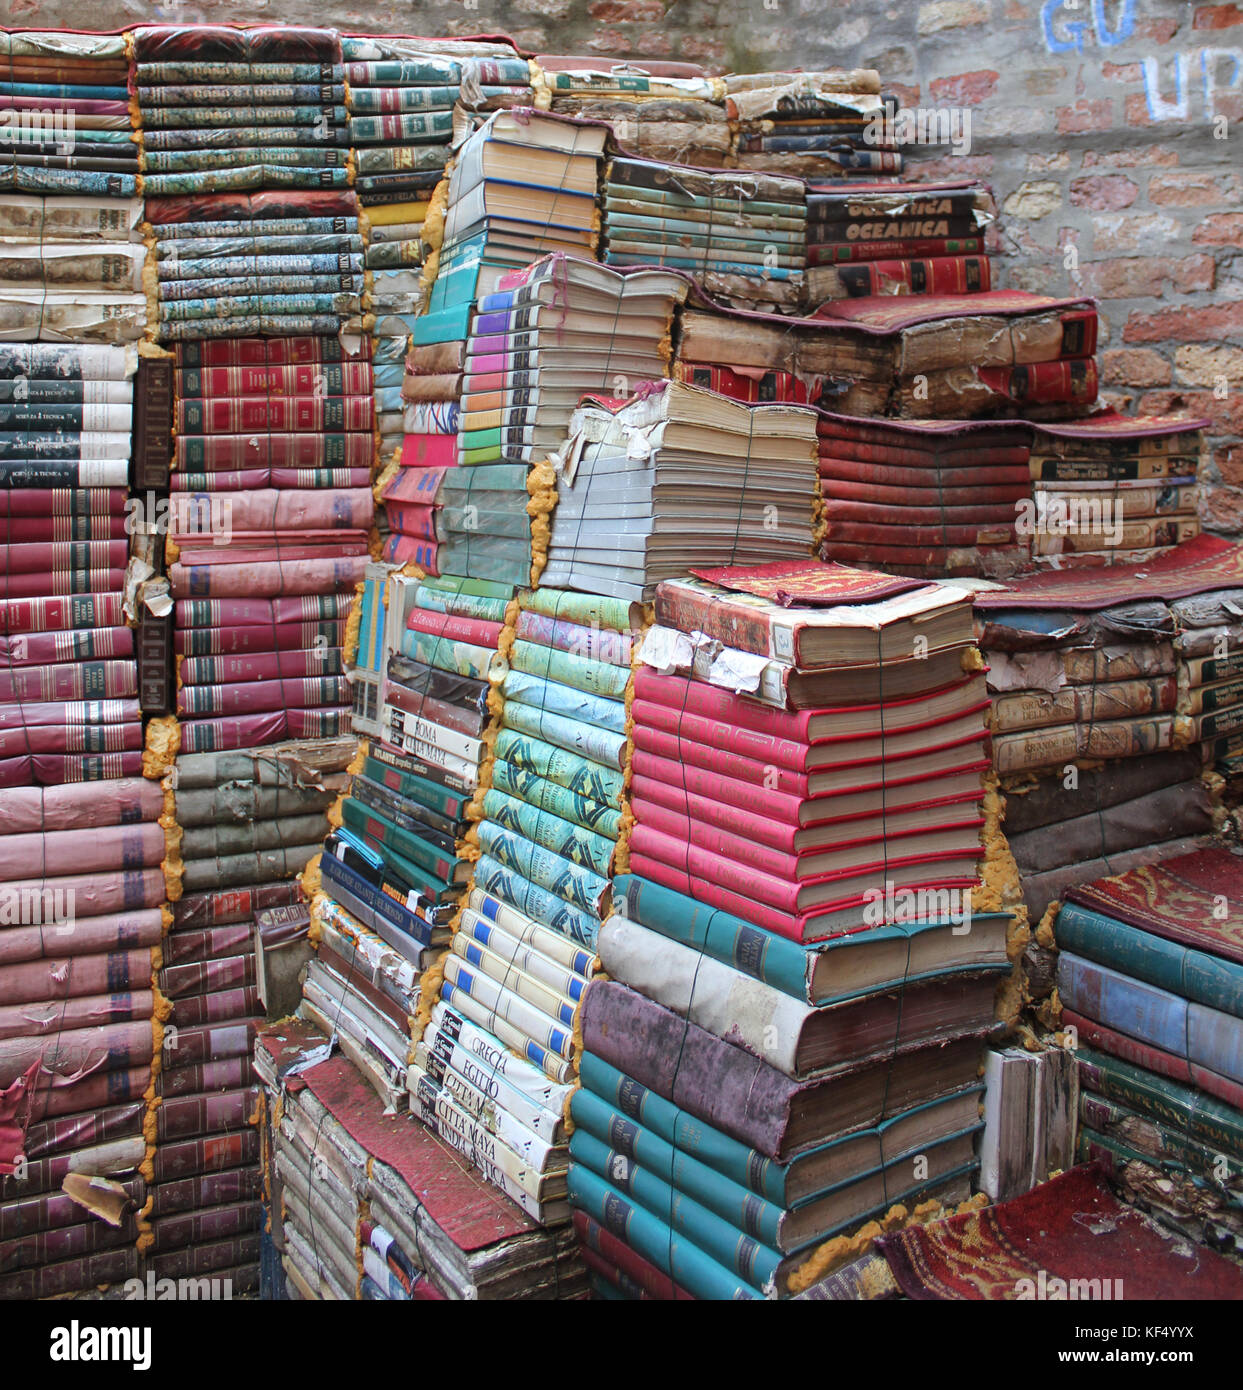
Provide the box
[0,489,127,518]
[176,394,375,436]
[400,433,459,468]
[0,626,133,667]
[173,540,365,569]
[179,647,343,685]
[676,363,809,405]
[819,542,1031,575]
[384,681,487,739]
[405,606,502,650]
[150,1130,258,1183]
[975,358,1099,404]
[173,621,346,658]
[819,473,1030,502]
[1060,1008,1243,1112]
[177,362,374,399]
[0,750,144,787]
[823,498,1021,525]
[176,675,349,717]
[164,925,255,966]
[0,949,152,1006]
[178,594,352,626]
[170,466,375,490]
[832,255,990,297]
[0,538,128,575]
[172,332,369,366]
[0,567,124,599]
[0,820,162,879]
[386,503,438,540]
[0,722,143,759]
[167,555,369,600]
[166,987,263,1028]
[22,1101,144,1162]
[0,592,126,636]
[823,519,1018,545]
[0,660,137,703]
[806,236,985,265]
[0,514,128,543]
[383,535,440,571]
[156,1087,260,1141]
[177,707,349,753]
[175,431,374,471]
[160,956,257,1000]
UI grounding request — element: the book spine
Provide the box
[807,235,983,264]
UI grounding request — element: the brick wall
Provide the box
[21,0,1242,529]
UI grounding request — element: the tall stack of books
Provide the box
[168,336,372,753]
[804,182,995,305]
[1026,414,1205,569]
[817,414,1033,578]
[726,71,897,180]
[0,30,139,198]
[256,1019,585,1298]
[570,558,1007,1298]
[0,779,164,1297]
[1056,848,1243,1256]
[536,57,730,166]
[542,381,819,601]
[410,588,642,1221]
[600,157,806,314]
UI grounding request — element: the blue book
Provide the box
[1058,951,1243,1084]
[1056,901,1243,1020]
[412,301,473,345]
[319,844,437,951]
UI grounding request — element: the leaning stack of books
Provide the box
[817,414,1033,578]
[451,256,686,587]
[725,70,898,180]
[1056,847,1243,1256]
[1025,414,1205,569]
[541,381,820,601]
[804,181,995,305]
[0,29,139,198]
[569,558,1007,1298]
[0,778,164,1297]
[600,156,806,314]
[256,1019,585,1298]
[536,57,730,166]
[409,588,642,1221]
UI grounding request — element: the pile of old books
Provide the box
[726,70,898,180]
[258,1018,584,1298]
[168,336,372,751]
[570,558,1007,1298]
[542,381,819,601]
[817,414,1033,578]
[804,181,995,304]
[0,778,164,1297]
[1057,847,1243,1257]
[1025,414,1204,569]
[600,156,806,313]
[0,29,139,198]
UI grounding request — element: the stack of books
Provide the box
[410,588,641,1221]
[973,543,1234,922]
[537,56,730,166]
[1056,847,1243,1255]
[804,181,995,305]
[600,156,806,313]
[726,70,898,180]
[167,336,373,752]
[256,1020,585,1298]
[131,25,351,198]
[817,414,1033,578]
[541,381,820,602]
[0,30,139,198]
[629,562,990,941]
[0,778,164,1297]
[1026,414,1205,569]
[675,289,1099,419]
[450,255,685,586]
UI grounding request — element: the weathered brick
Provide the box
[1138,389,1243,436]
[1069,175,1139,211]
[514,0,576,17]
[634,30,676,56]
[929,69,999,106]
[906,152,994,180]
[1193,213,1243,245]
[974,106,1052,137]
[1101,61,1143,81]
[1134,18,1180,41]
[1176,343,1243,387]
[1126,303,1243,344]
[1081,146,1180,169]
[678,34,727,62]
[1027,151,1070,172]
[1150,171,1243,206]
[1002,180,1062,219]
[1091,211,1180,254]
[1101,348,1173,388]
[1216,446,1243,489]
[887,82,923,106]
[1173,254,1217,294]
[917,1,990,36]
[1056,99,1112,133]
[1078,257,1171,299]
[1024,68,1067,97]
[1194,3,1243,27]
